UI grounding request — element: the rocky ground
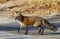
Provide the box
[0,26,60,39]
[0,0,60,18]
[0,16,60,39]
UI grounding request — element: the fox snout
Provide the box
[15,16,22,21]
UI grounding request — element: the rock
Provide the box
[0,0,60,18]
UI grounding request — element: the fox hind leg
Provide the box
[24,26,28,35]
[38,26,44,35]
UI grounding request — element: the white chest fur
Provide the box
[16,20,26,28]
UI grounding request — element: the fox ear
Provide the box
[14,11,22,16]
[14,11,19,13]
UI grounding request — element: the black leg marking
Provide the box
[24,26,28,35]
[38,27,44,35]
[17,27,20,33]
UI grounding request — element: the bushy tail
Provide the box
[42,19,57,32]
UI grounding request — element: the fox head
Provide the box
[13,11,20,18]
[8,11,20,19]
[14,11,24,21]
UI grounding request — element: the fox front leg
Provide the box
[38,27,44,35]
[24,26,28,35]
[17,27,20,33]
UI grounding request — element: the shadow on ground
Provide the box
[0,23,60,35]
[0,26,18,31]
[0,23,60,31]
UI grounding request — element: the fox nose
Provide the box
[15,17,17,20]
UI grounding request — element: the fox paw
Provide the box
[24,33,28,35]
[40,33,43,35]
[38,32,43,35]
[17,30,20,33]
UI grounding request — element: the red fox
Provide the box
[14,11,57,35]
